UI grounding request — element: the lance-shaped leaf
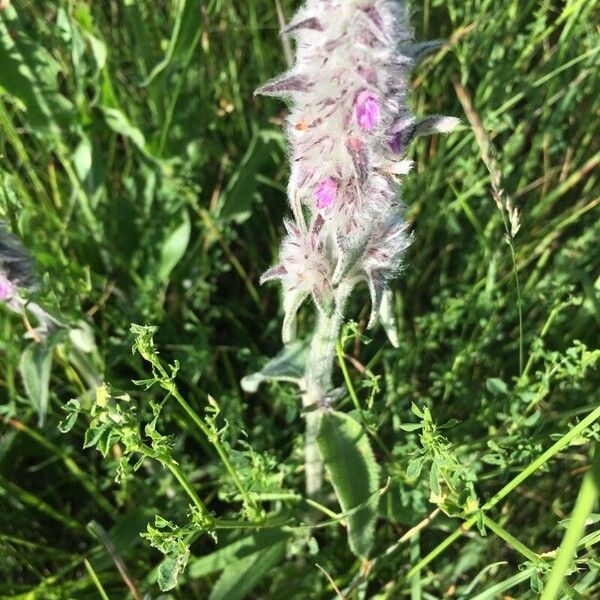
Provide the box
[405,40,444,62]
[259,264,287,285]
[332,222,373,286]
[318,410,380,558]
[408,115,460,142]
[366,269,386,329]
[378,288,400,348]
[283,16,324,34]
[255,73,313,98]
[345,137,369,188]
[390,115,459,155]
[386,159,413,177]
[19,335,63,426]
[282,288,309,344]
[241,340,308,393]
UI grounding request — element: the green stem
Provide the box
[541,451,599,600]
[336,339,363,417]
[406,403,600,578]
[84,559,111,600]
[484,516,581,600]
[166,460,211,518]
[303,306,345,496]
[336,340,391,457]
[152,359,258,515]
[483,516,541,565]
[172,387,258,514]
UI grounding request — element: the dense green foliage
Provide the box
[0,0,599,598]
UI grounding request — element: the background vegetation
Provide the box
[0,0,598,598]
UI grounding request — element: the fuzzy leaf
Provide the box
[241,340,308,393]
[282,288,309,344]
[19,340,55,426]
[410,115,460,140]
[378,288,400,347]
[366,271,385,329]
[404,40,444,62]
[255,73,312,97]
[345,137,369,187]
[283,16,324,34]
[318,411,380,558]
[260,264,287,284]
[392,115,459,154]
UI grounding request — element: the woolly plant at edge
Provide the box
[246,0,459,553]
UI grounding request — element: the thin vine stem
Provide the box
[152,361,259,515]
[172,385,257,511]
[484,516,581,599]
[166,460,211,518]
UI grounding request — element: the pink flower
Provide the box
[315,177,338,209]
[354,90,380,131]
[0,274,13,301]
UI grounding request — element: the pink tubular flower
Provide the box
[0,274,13,301]
[315,177,338,209]
[355,90,380,131]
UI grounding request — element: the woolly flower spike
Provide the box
[355,90,381,131]
[0,274,14,300]
[257,0,459,343]
[0,225,36,305]
[0,224,57,337]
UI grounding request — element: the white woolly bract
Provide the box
[257,0,458,339]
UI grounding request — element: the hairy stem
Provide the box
[303,284,352,496]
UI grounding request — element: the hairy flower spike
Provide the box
[255,0,458,495]
[0,224,58,337]
[0,275,14,300]
[355,90,381,131]
[259,0,458,341]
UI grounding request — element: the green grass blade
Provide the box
[540,450,600,600]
